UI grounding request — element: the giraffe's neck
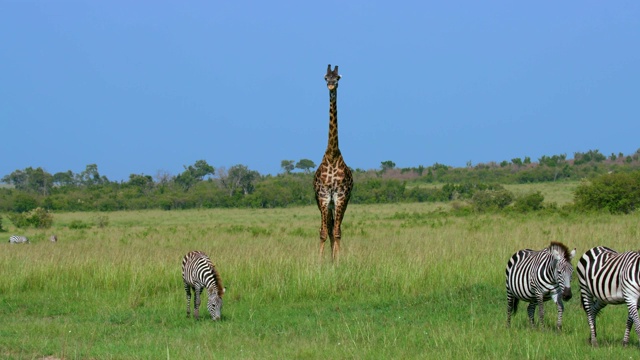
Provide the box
[325,88,341,160]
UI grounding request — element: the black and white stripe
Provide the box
[506,242,576,329]
[181,251,225,321]
[9,235,29,244]
[577,246,640,347]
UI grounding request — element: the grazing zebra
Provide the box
[181,251,225,321]
[577,246,640,347]
[9,235,29,244]
[506,241,576,330]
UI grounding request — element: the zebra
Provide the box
[577,246,640,347]
[9,235,29,244]
[181,251,225,321]
[506,241,576,330]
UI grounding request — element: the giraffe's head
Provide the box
[325,64,341,90]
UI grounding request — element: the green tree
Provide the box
[128,174,155,195]
[281,160,295,174]
[380,160,396,172]
[2,167,53,195]
[53,170,76,187]
[574,149,606,165]
[221,164,259,196]
[76,164,108,186]
[175,160,215,191]
[295,159,316,174]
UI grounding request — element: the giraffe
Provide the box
[313,64,354,262]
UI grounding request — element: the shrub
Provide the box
[513,191,545,212]
[12,193,38,213]
[69,220,91,229]
[574,172,640,214]
[471,189,514,212]
[29,207,53,228]
[7,207,53,229]
[93,215,110,228]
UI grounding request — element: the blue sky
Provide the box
[2,1,639,182]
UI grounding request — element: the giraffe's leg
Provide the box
[318,200,330,258]
[331,198,349,262]
[327,207,337,262]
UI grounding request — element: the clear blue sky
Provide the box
[2,1,639,182]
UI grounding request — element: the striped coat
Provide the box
[9,235,29,244]
[505,242,576,330]
[577,246,640,346]
[182,251,225,320]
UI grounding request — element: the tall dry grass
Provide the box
[1,202,639,358]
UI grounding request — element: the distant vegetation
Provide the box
[1,149,640,214]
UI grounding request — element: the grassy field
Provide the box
[1,193,640,358]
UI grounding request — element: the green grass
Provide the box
[1,199,640,358]
[503,181,580,205]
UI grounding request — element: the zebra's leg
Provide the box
[184,283,192,318]
[527,302,537,327]
[623,315,633,346]
[555,299,564,331]
[194,286,203,320]
[623,299,640,347]
[506,292,518,328]
[536,294,545,328]
[585,299,605,346]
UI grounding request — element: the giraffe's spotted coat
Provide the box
[313,65,354,262]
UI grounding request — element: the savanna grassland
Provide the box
[1,184,640,359]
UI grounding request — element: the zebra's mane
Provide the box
[208,262,225,297]
[549,241,571,261]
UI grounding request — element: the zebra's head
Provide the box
[550,242,576,301]
[207,287,225,321]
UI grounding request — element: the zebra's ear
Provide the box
[570,248,576,260]
[551,249,562,260]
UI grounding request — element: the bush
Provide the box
[513,191,545,212]
[471,189,514,212]
[12,193,38,213]
[7,207,53,229]
[69,220,91,229]
[93,215,110,228]
[574,172,640,214]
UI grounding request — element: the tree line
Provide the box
[1,149,640,213]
